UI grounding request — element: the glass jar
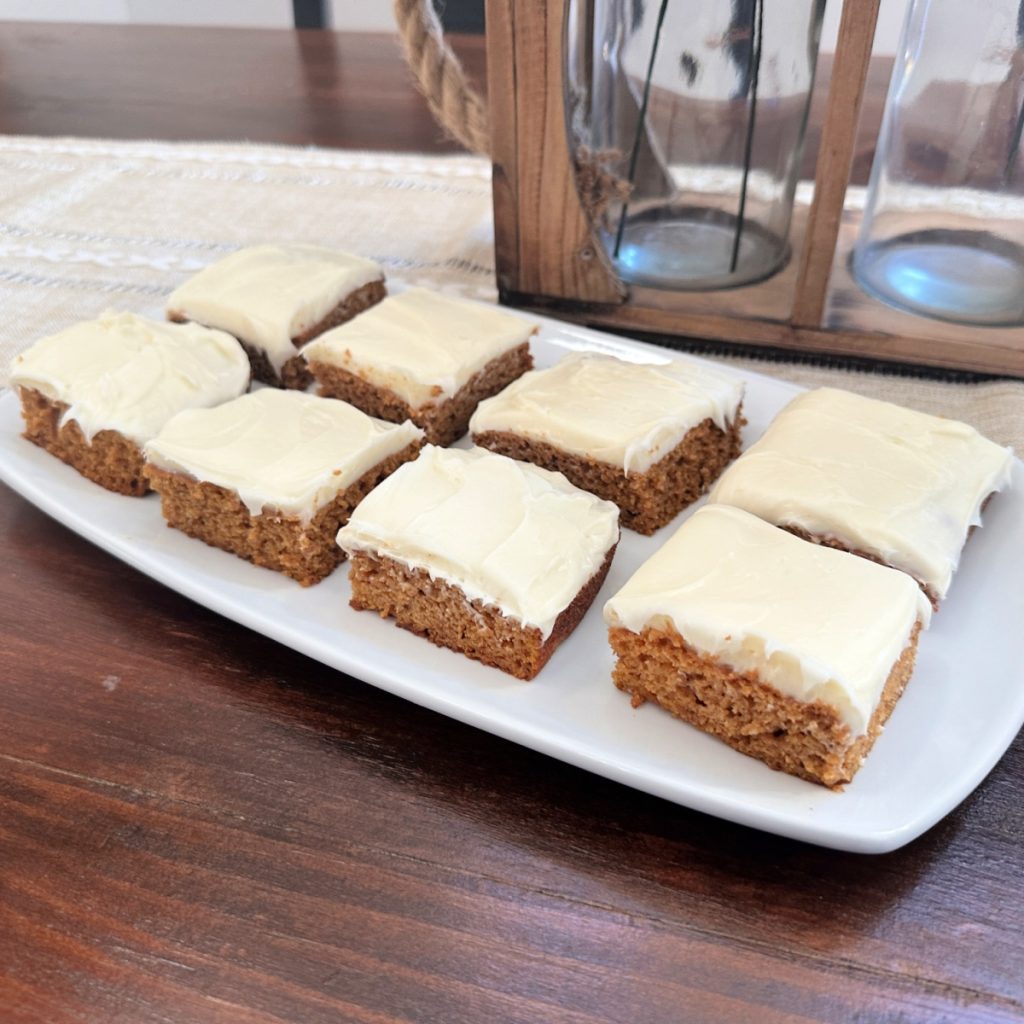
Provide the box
[852,0,1024,326]
[565,0,826,291]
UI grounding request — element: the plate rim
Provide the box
[2,314,1022,855]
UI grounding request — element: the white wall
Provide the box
[0,0,294,26]
[822,0,908,56]
[0,0,910,54]
[329,0,391,31]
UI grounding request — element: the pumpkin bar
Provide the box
[303,287,536,446]
[471,350,744,534]
[336,445,619,679]
[604,505,932,788]
[708,387,1014,607]
[10,311,249,496]
[167,244,386,389]
[144,390,423,585]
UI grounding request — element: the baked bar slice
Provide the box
[10,312,249,496]
[167,244,385,389]
[303,287,537,446]
[604,505,932,788]
[336,445,619,679]
[144,390,423,585]
[708,387,1014,607]
[471,350,745,534]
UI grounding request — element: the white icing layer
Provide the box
[302,287,536,409]
[9,311,249,444]
[469,350,744,473]
[708,387,1014,599]
[336,445,619,639]
[604,505,931,736]
[167,244,384,371]
[145,390,423,520]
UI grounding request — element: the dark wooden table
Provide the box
[1,23,1022,1024]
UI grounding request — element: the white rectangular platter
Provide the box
[2,315,1022,854]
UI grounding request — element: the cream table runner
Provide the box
[1,135,1020,450]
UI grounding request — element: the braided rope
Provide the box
[392,0,490,155]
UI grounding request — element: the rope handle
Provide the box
[392,0,490,155]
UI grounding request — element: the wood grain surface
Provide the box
[486,0,626,304]
[792,0,881,329]
[1,21,1023,1024]
[0,23,486,151]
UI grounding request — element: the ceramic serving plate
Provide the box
[2,314,1022,853]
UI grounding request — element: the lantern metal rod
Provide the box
[612,0,671,259]
[730,0,765,274]
[1004,4,1024,181]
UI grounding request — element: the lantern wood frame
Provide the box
[484,0,1024,377]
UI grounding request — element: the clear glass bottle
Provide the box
[852,0,1024,326]
[565,0,825,291]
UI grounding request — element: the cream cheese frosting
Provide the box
[302,287,537,409]
[9,311,249,444]
[335,445,620,639]
[144,390,423,520]
[604,505,932,736]
[166,244,384,371]
[469,350,744,473]
[707,387,1014,600]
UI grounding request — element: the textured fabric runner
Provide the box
[1,135,1020,450]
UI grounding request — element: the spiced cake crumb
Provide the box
[337,445,619,678]
[167,244,385,389]
[144,389,423,585]
[708,387,1014,606]
[10,311,249,496]
[604,505,932,788]
[304,287,537,446]
[471,351,745,533]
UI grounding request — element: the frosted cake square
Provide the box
[167,244,385,389]
[470,350,744,534]
[708,387,1014,606]
[303,287,536,446]
[10,312,249,496]
[336,445,619,679]
[144,390,423,585]
[604,505,932,788]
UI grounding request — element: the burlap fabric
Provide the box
[1,135,1020,450]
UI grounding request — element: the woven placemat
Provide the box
[1,135,1020,450]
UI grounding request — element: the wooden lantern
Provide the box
[483,0,1024,377]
